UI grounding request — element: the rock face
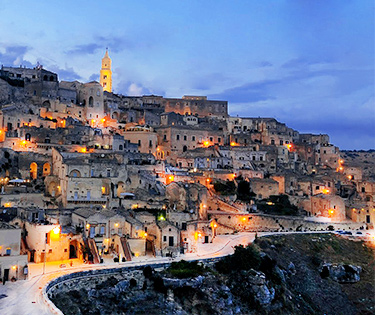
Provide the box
[320,263,362,283]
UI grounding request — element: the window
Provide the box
[218,137,221,143]
[138,140,141,146]
[210,137,213,142]
[163,236,167,242]
[100,226,105,235]
[103,75,107,79]
[176,135,180,140]
[163,135,167,141]
[183,135,187,141]
[107,169,111,177]
[192,136,196,141]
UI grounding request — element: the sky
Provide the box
[0,0,374,150]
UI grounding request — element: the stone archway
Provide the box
[88,96,94,107]
[69,240,78,259]
[30,162,38,179]
[43,162,51,177]
[112,112,119,120]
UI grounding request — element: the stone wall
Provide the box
[211,213,366,233]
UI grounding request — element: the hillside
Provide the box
[51,234,375,315]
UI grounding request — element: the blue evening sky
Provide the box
[0,1,374,149]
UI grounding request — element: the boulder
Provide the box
[320,263,361,283]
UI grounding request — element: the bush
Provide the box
[213,180,236,195]
[143,266,153,278]
[216,244,261,274]
[167,260,206,279]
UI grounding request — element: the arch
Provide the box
[119,144,123,151]
[88,96,94,107]
[183,145,187,152]
[42,162,51,177]
[117,181,125,197]
[101,182,110,195]
[43,75,48,81]
[49,76,54,81]
[69,240,78,259]
[25,133,31,141]
[30,162,38,179]
[42,100,51,108]
[48,181,59,197]
[112,112,119,120]
[69,169,81,177]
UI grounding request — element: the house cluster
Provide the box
[0,51,373,281]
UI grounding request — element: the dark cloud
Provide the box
[0,44,33,67]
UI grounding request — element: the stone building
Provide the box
[0,222,28,281]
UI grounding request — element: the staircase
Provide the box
[120,237,132,261]
[88,238,101,264]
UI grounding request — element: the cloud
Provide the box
[0,44,33,67]
[66,34,146,56]
[47,64,82,81]
[210,79,279,103]
[89,73,99,82]
[66,43,102,55]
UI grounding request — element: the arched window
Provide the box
[69,169,81,177]
[88,96,94,107]
[43,75,48,81]
[25,133,31,141]
[49,76,54,81]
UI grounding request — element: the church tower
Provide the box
[100,48,112,92]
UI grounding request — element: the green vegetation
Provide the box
[236,179,256,202]
[213,180,236,195]
[167,260,207,278]
[257,194,298,215]
[215,244,261,274]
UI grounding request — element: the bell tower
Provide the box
[100,48,112,92]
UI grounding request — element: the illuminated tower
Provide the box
[100,48,112,92]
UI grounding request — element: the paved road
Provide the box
[0,231,335,315]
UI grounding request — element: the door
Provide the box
[205,236,209,243]
[168,236,174,247]
[3,269,9,283]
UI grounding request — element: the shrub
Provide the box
[143,265,153,278]
[216,244,261,274]
[167,260,206,279]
